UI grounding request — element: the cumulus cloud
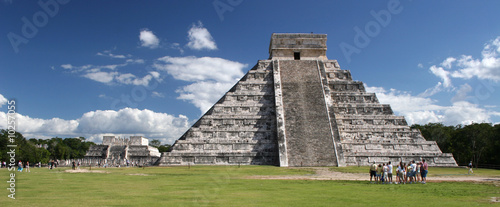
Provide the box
[83,71,118,83]
[428,36,500,82]
[450,37,500,80]
[451,83,472,103]
[139,29,160,49]
[154,56,246,113]
[0,93,7,107]
[366,85,500,125]
[61,55,159,86]
[429,65,452,88]
[0,108,190,144]
[176,81,236,113]
[186,21,217,50]
[155,56,245,82]
[440,57,456,69]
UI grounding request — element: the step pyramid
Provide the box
[158,33,457,167]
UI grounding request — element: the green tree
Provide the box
[158,144,172,153]
[149,139,161,148]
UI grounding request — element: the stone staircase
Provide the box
[277,60,338,167]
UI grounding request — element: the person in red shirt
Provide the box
[421,159,428,184]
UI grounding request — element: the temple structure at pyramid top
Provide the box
[269,33,327,60]
[158,33,457,167]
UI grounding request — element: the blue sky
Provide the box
[1,0,500,144]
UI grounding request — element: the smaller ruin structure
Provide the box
[84,136,161,166]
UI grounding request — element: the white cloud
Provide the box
[440,57,456,69]
[61,64,73,69]
[115,71,160,86]
[417,63,424,68]
[186,21,217,50]
[442,101,492,125]
[366,85,500,125]
[0,108,190,144]
[61,55,157,86]
[429,36,500,82]
[154,56,246,113]
[155,56,245,82]
[139,29,160,49]
[151,91,164,98]
[176,81,235,113]
[97,50,128,59]
[418,82,443,97]
[171,42,184,54]
[451,83,472,103]
[429,65,452,88]
[0,93,7,107]
[83,71,118,83]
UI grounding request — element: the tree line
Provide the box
[411,122,500,168]
[0,129,95,164]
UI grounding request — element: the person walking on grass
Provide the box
[468,161,474,174]
[369,162,377,184]
[26,161,30,172]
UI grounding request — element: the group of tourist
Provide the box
[71,161,81,170]
[369,159,428,184]
[13,160,31,172]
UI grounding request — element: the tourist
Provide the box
[421,159,428,184]
[18,160,23,172]
[416,161,422,182]
[376,164,383,184]
[411,161,417,183]
[403,163,408,184]
[77,161,81,169]
[369,162,377,183]
[468,161,473,174]
[26,161,30,172]
[72,161,76,170]
[387,161,393,184]
[396,163,403,184]
[382,163,388,184]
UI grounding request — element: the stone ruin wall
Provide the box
[84,136,160,166]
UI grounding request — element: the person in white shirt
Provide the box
[410,160,417,183]
[382,163,389,184]
[387,161,393,184]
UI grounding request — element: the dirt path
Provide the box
[247,167,500,183]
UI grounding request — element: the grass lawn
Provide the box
[1,165,499,206]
